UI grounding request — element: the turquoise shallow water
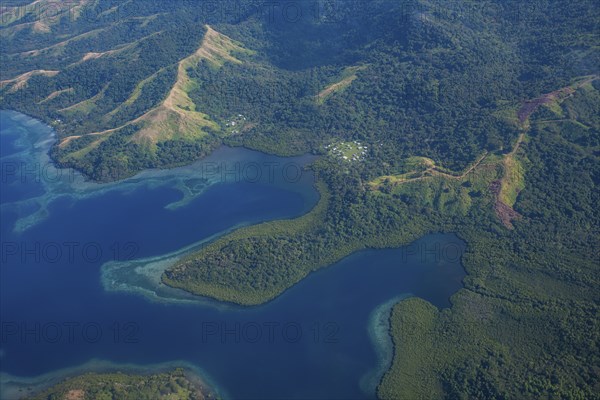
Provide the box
[0,111,466,399]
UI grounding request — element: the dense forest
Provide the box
[4,0,596,180]
[1,0,599,399]
[378,81,600,399]
[166,74,600,400]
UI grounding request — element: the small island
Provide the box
[23,369,216,400]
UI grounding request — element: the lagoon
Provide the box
[0,111,465,399]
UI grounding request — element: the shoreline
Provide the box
[0,359,226,400]
[1,110,469,399]
[0,109,318,185]
[101,219,265,309]
[1,110,319,234]
[360,294,413,397]
[105,225,465,310]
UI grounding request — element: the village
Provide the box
[224,113,247,135]
[325,140,369,162]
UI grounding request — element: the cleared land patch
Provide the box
[0,69,59,92]
[317,65,367,104]
[16,27,107,58]
[38,88,74,104]
[59,24,253,153]
[132,25,252,144]
[326,140,369,162]
[370,77,598,228]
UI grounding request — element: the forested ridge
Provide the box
[3,0,596,180]
[1,0,599,399]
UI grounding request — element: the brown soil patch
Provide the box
[33,20,50,33]
[518,75,599,125]
[65,389,85,400]
[82,52,104,61]
[490,180,521,229]
[318,75,357,100]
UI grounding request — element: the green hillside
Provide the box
[1,1,599,399]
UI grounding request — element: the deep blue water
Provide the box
[0,133,17,158]
[0,111,466,399]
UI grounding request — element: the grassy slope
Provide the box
[316,65,366,104]
[132,25,250,145]
[106,68,167,117]
[0,70,59,92]
[59,25,250,156]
